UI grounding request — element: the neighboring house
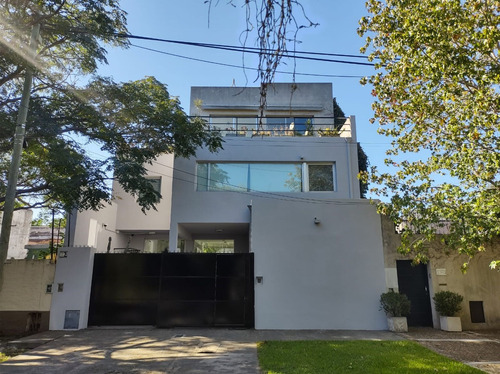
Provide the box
[382,215,500,330]
[60,83,388,330]
[25,225,65,259]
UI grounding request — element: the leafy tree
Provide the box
[0,1,222,213]
[358,0,500,269]
[0,1,223,287]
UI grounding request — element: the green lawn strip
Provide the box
[257,340,483,374]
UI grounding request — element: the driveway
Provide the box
[0,328,398,374]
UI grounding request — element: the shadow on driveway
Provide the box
[0,328,399,374]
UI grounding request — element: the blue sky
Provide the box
[96,1,392,180]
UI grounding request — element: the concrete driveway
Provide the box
[0,328,399,374]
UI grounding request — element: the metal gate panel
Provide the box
[89,252,254,328]
[89,253,162,326]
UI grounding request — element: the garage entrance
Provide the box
[88,252,254,328]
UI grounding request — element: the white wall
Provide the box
[251,199,387,330]
[115,154,174,232]
[0,210,33,259]
[70,202,128,252]
[49,246,95,330]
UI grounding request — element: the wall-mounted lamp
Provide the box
[314,217,321,225]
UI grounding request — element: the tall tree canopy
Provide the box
[0,0,222,213]
[359,0,500,269]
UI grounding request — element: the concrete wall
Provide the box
[0,209,33,259]
[251,199,387,330]
[381,215,500,330]
[0,259,55,335]
[49,247,95,330]
[191,83,334,117]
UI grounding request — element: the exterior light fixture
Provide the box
[314,217,320,225]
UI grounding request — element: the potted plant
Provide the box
[433,291,463,331]
[380,290,411,332]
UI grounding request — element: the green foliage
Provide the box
[379,290,411,317]
[357,143,369,198]
[433,291,464,317]
[359,0,500,269]
[257,340,482,374]
[0,1,222,212]
[31,208,66,227]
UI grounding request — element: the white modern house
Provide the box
[55,83,388,330]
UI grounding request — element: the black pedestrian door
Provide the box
[396,260,433,326]
[88,252,254,328]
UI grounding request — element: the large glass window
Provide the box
[249,164,301,192]
[210,117,257,136]
[197,162,334,192]
[266,117,313,135]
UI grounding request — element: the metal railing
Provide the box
[191,116,352,138]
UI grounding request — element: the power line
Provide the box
[58,28,376,67]
[82,146,368,205]
[131,44,365,79]
[113,33,373,61]
[115,33,376,66]
[149,158,366,206]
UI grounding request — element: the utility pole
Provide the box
[0,23,41,290]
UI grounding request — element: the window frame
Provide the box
[305,163,336,192]
[196,162,335,193]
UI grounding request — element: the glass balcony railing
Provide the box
[192,116,352,138]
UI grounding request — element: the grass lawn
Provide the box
[258,340,483,374]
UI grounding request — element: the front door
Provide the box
[396,260,433,326]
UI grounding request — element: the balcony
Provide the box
[195,116,353,138]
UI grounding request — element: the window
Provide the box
[210,116,257,136]
[196,162,334,192]
[266,117,313,135]
[194,239,234,253]
[147,177,161,193]
[139,176,162,202]
[144,239,169,253]
[308,164,334,191]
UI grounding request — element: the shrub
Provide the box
[433,291,463,317]
[380,291,411,317]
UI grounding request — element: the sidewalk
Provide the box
[0,328,400,374]
[400,328,500,374]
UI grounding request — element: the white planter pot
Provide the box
[387,316,408,332]
[440,316,462,331]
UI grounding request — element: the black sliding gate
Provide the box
[88,253,254,328]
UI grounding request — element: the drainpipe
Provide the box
[344,138,353,199]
